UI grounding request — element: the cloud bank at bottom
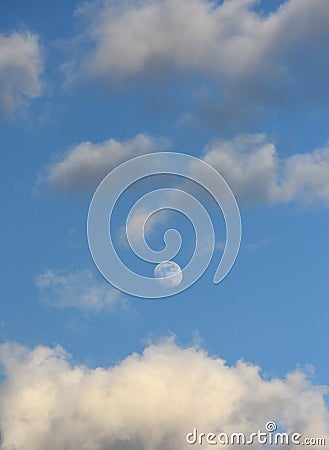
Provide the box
[0,339,328,449]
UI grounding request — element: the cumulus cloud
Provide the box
[282,148,329,205]
[41,131,329,206]
[202,134,329,205]
[40,134,167,193]
[36,269,123,312]
[0,32,42,114]
[72,0,329,111]
[0,339,328,449]
[40,129,329,208]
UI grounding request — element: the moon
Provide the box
[154,261,183,288]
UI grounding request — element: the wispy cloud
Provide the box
[0,339,327,449]
[36,269,124,313]
[247,237,271,251]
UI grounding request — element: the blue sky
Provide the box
[1,0,329,448]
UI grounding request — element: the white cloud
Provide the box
[282,147,329,205]
[41,134,167,193]
[0,339,328,449]
[73,0,329,109]
[202,134,281,204]
[202,134,329,205]
[41,131,329,206]
[119,206,170,249]
[36,269,123,312]
[0,32,42,114]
